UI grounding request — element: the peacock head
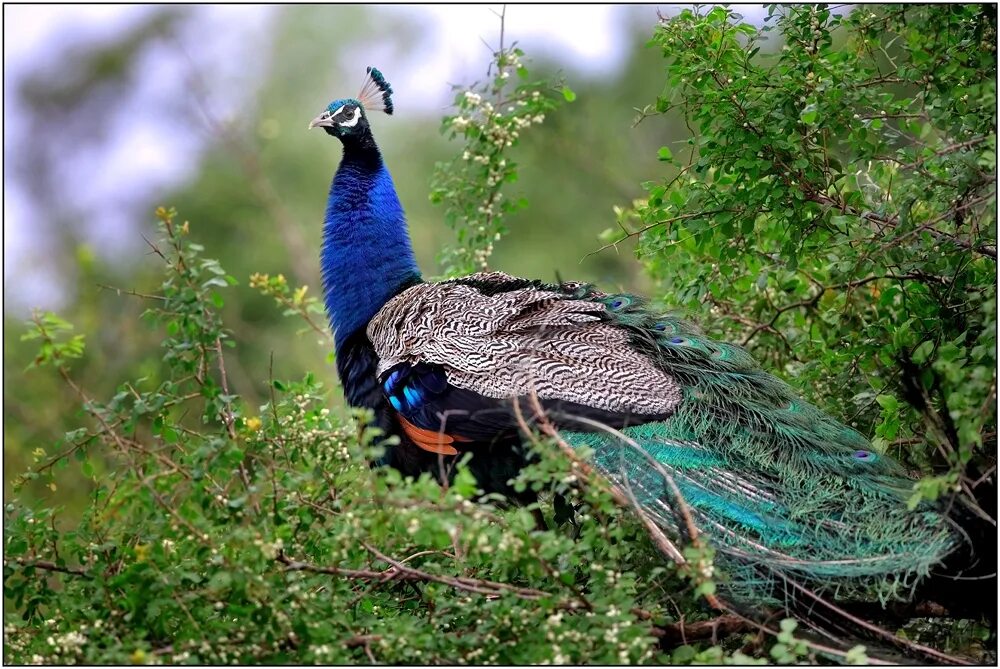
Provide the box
[309,66,393,140]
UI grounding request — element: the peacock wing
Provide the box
[367,272,685,439]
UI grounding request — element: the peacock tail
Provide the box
[311,67,966,613]
[366,271,960,605]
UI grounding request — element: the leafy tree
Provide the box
[620,5,996,507]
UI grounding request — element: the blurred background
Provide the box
[2,5,767,505]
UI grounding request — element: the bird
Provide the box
[309,67,992,626]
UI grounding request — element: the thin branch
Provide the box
[12,558,91,579]
[587,209,738,257]
[782,577,974,665]
[276,549,567,604]
[655,614,749,645]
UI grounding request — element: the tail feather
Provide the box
[561,423,961,606]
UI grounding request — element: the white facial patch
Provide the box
[339,107,362,128]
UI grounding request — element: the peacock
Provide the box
[309,67,993,629]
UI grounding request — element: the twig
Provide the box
[276,550,565,604]
[345,634,381,663]
[12,558,91,579]
[587,210,737,257]
[96,283,167,301]
[782,577,974,665]
[656,614,748,645]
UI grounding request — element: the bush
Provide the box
[620,4,995,499]
[4,6,995,665]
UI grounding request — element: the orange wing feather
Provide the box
[397,415,470,456]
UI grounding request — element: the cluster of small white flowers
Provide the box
[486,124,517,148]
[254,537,283,560]
[335,440,351,461]
[474,531,493,554]
[590,562,622,584]
[4,623,32,658]
[46,629,87,656]
[495,533,524,553]
[601,610,633,648]
[473,246,493,270]
[312,644,333,659]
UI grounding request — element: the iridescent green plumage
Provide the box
[558,286,959,605]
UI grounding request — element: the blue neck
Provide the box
[321,136,421,351]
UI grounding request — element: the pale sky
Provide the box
[2,4,769,313]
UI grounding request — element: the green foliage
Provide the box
[430,41,574,276]
[20,311,87,370]
[4,8,996,665]
[624,5,995,500]
[248,271,333,361]
[2,210,686,665]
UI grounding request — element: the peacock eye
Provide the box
[338,106,362,128]
[653,322,666,331]
[852,450,872,460]
[610,299,624,309]
[669,337,685,344]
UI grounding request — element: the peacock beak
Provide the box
[308,111,334,130]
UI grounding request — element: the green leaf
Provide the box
[875,394,898,411]
[912,340,935,363]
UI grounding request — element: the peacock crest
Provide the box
[357,66,394,115]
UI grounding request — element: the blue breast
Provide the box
[320,157,421,352]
